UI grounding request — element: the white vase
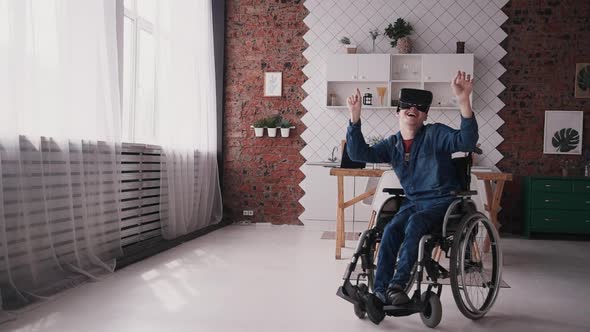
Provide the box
[267,128,277,137]
[280,128,290,137]
[345,45,357,54]
[254,127,264,137]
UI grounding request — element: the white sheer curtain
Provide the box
[0,0,122,314]
[154,0,222,239]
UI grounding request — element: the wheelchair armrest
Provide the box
[383,188,405,196]
[451,190,478,197]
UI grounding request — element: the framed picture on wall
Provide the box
[543,110,583,155]
[264,72,282,97]
[575,63,590,98]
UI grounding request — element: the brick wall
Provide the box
[223,0,308,224]
[498,0,590,233]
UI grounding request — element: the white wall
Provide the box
[299,0,509,222]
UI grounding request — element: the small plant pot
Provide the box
[254,127,264,137]
[345,45,357,54]
[267,128,278,137]
[280,128,291,137]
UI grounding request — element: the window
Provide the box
[122,0,156,143]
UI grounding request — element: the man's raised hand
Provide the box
[347,88,362,124]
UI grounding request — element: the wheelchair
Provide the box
[336,152,503,328]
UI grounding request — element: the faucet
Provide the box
[328,146,339,162]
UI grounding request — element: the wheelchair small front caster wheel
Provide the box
[353,303,366,319]
[353,284,369,319]
[420,291,442,328]
[365,293,385,325]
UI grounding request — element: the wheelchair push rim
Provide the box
[450,212,502,320]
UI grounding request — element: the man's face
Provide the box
[397,106,428,127]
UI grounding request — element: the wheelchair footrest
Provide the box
[336,286,358,305]
[336,281,363,305]
[383,301,424,317]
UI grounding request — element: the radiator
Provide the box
[0,139,165,285]
[120,143,163,248]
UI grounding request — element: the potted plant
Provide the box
[279,118,294,137]
[253,119,266,137]
[339,36,357,54]
[266,116,280,137]
[384,18,413,54]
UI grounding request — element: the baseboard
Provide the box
[116,219,231,270]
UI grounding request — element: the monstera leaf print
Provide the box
[578,65,590,91]
[552,128,580,152]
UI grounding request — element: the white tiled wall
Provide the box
[299,0,509,221]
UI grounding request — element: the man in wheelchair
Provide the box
[344,71,478,324]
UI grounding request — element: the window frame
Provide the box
[121,0,156,143]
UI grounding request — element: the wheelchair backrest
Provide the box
[371,170,402,211]
[452,153,474,192]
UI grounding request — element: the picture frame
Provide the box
[264,72,282,97]
[575,63,590,98]
[543,110,583,155]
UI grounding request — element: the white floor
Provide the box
[3,223,590,332]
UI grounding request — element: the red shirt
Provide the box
[403,139,413,162]
[403,139,414,153]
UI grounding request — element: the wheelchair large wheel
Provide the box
[450,212,502,320]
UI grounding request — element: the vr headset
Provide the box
[396,88,433,113]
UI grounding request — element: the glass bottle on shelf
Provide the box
[393,63,400,79]
[401,64,409,80]
[329,93,337,106]
[412,63,419,79]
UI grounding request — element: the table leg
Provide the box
[483,180,504,252]
[336,175,344,259]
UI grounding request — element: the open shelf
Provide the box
[430,106,460,110]
[390,80,422,83]
[326,106,394,109]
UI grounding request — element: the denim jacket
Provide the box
[346,116,479,202]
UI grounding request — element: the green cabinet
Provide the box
[524,177,590,237]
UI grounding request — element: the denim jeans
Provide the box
[373,198,454,298]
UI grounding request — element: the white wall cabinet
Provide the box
[422,54,474,82]
[327,54,390,82]
[326,53,474,110]
[326,55,358,81]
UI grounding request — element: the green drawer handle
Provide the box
[586,220,590,223]
[544,199,559,203]
[544,218,559,222]
[544,184,552,188]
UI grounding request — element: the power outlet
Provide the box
[243,210,254,216]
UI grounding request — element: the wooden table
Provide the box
[472,171,513,252]
[329,168,385,259]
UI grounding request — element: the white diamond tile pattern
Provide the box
[300,0,508,174]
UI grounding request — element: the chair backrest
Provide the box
[371,170,402,211]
